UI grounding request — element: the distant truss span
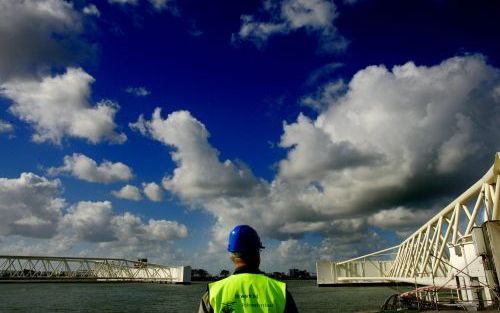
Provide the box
[0,255,191,283]
[317,152,500,288]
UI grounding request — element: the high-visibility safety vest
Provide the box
[209,273,286,313]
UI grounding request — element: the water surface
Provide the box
[0,281,409,312]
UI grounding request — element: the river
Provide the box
[0,281,410,312]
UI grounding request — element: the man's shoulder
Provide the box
[257,274,286,285]
[208,275,235,287]
[265,275,284,281]
[212,273,284,282]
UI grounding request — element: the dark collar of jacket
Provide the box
[233,265,263,275]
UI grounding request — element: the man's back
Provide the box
[198,267,298,313]
[209,273,286,313]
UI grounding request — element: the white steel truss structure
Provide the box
[0,255,188,283]
[324,152,500,287]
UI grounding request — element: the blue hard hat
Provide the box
[227,225,265,253]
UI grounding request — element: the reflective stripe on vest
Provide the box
[208,273,286,313]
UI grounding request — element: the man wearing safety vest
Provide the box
[198,225,299,313]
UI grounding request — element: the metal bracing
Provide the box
[330,152,500,286]
[0,255,179,282]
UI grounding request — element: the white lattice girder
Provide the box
[333,152,500,283]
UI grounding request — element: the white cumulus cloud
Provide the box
[148,0,169,11]
[48,153,133,184]
[130,108,263,200]
[0,120,14,134]
[1,68,127,145]
[126,86,150,97]
[143,219,188,241]
[282,55,500,218]
[108,0,138,5]
[112,184,142,201]
[62,201,116,242]
[0,0,91,82]
[300,80,346,111]
[62,201,188,244]
[142,182,164,201]
[108,0,171,12]
[235,0,347,52]
[0,173,65,238]
[368,206,437,238]
[83,4,100,17]
[97,212,188,260]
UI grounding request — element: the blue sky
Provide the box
[0,0,499,273]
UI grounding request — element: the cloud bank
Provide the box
[0,172,187,261]
[62,200,187,242]
[133,55,500,264]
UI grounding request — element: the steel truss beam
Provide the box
[333,152,500,286]
[0,255,176,282]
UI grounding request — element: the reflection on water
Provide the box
[0,280,409,312]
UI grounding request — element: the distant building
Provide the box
[134,258,148,268]
[270,272,287,280]
[219,269,230,278]
[288,268,311,279]
[191,268,211,281]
